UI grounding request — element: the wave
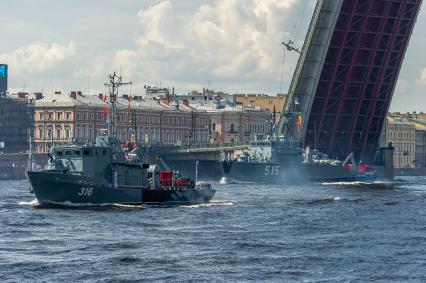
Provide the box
[321,181,372,186]
[181,200,236,209]
[18,199,39,206]
[19,199,144,209]
[304,197,343,205]
[321,181,405,191]
[54,201,144,209]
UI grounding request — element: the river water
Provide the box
[1,177,426,282]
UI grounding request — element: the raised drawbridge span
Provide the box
[278,0,423,163]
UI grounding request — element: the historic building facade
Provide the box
[193,104,271,145]
[33,92,211,153]
[415,128,426,167]
[385,116,416,168]
[386,112,426,168]
[234,93,287,113]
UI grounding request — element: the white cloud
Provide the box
[417,67,426,86]
[396,79,411,94]
[1,42,76,75]
[111,0,299,93]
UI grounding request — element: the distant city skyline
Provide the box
[1,0,425,112]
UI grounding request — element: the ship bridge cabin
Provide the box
[51,145,113,178]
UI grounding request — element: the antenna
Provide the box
[104,72,132,139]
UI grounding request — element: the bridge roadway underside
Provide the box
[304,0,422,163]
[145,144,247,161]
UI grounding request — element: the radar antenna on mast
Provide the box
[104,72,132,139]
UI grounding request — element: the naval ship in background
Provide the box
[26,74,215,206]
[220,138,376,183]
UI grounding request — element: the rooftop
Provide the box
[34,92,198,113]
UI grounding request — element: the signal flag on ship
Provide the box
[103,94,108,128]
[296,114,303,132]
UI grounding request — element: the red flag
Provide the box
[103,106,108,119]
[103,94,108,120]
[296,114,303,131]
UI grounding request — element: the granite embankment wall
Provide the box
[394,168,426,176]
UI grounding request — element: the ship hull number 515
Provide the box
[265,165,280,176]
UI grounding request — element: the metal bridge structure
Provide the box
[279,0,423,162]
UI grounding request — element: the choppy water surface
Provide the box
[1,177,426,282]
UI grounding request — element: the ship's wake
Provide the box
[18,199,40,207]
[321,180,403,189]
[219,177,256,186]
[304,196,343,205]
[18,199,144,209]
[181,200,236,209]
[321,181,372,186]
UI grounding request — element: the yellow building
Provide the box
[385,116,416,168]
[388,112,426,168]
[235,94,287,113]
[192,104,271,145]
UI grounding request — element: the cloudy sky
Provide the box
[0,0,425,111]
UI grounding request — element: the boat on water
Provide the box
[26,132,215,206]
[220,138,376,183]
[26,73,215,206]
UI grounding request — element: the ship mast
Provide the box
[104,73,132,139]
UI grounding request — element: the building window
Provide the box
[231,123,235,134]
[39,112,44,120]
[56,112,62,120]
[66,112,72,120]
[56,129,61,139]
[47,129,52,139]
[212,123,216,131]
[38,128,43,139]
[65,129,70,140]
[48,112,53,120]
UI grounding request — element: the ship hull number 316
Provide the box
[78,187,94,196]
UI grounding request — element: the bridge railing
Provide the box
[147,142,250,152]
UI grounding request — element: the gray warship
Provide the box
[26,74,215,206]
[220,138,376,183]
